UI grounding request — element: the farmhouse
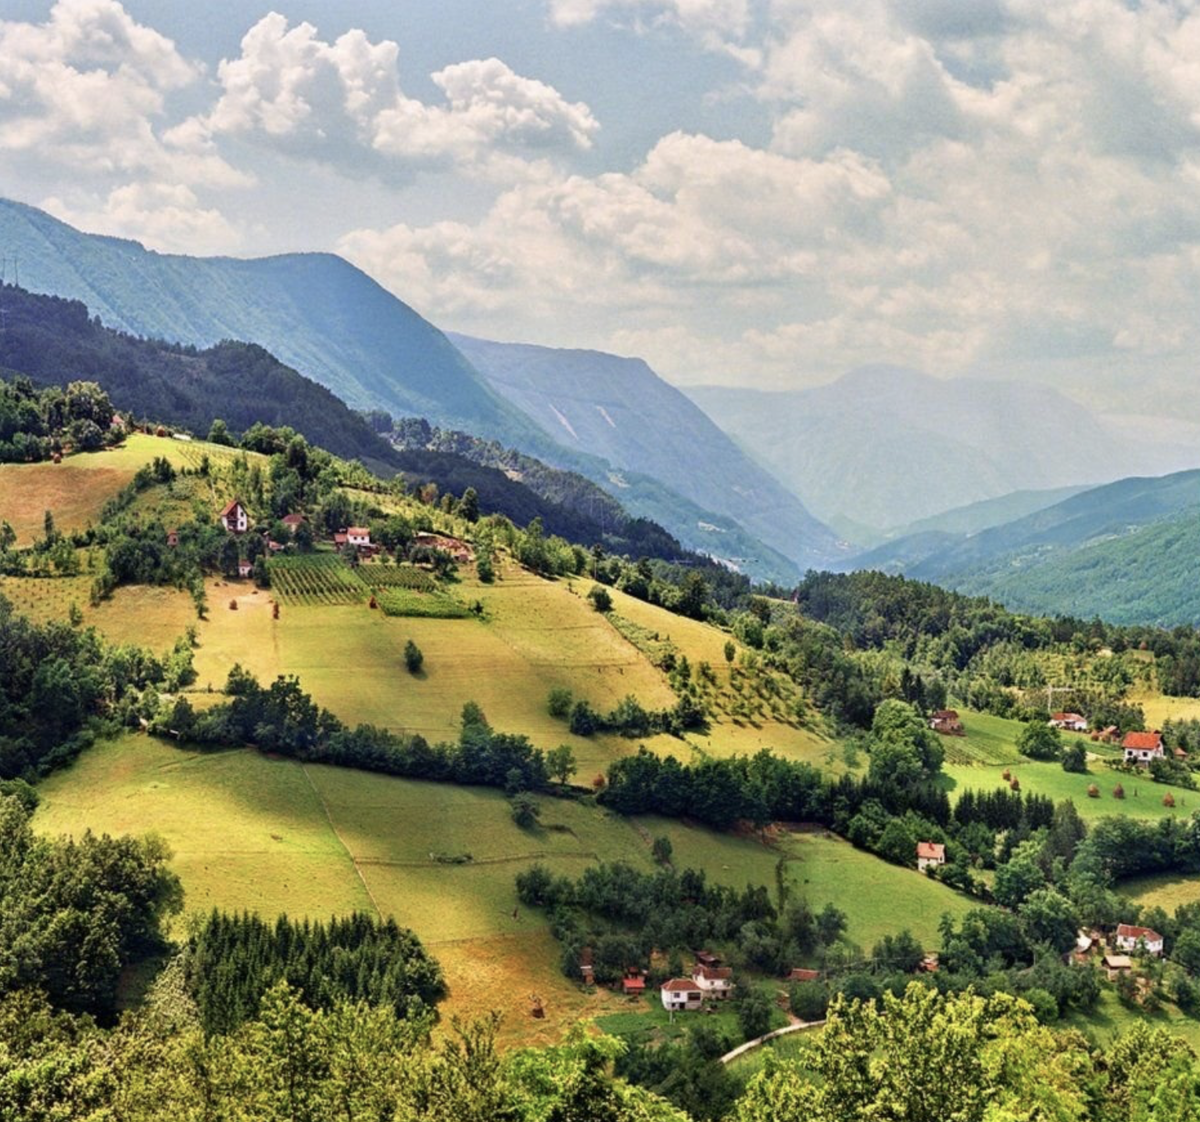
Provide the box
[280,514,306,535]
[1113,924,1164,956]
[916,841,946,872]
[692,963,734,999]
[1122,731,1164,766]
[219,498,249,534]
[661,979,704,1012]
[1050,712,1088,731]
[929,710,964,735]
[347,526,371,547]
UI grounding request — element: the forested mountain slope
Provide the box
[450,334,846,570]
[0,198,544,448]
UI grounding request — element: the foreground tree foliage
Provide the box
[0,795,180,1018]
[733,983,1199,1122]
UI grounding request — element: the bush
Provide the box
[1113,783,1125,800]
[404,639,424,674]
[511,792,540,829]
[1061,741,1088,773]
[1087,784,1100,798]
[789,980,829,1022]
[547,687,573,720]
[587,584,612,613]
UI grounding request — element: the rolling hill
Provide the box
[451,334,845,572]
[688,366,1199,534]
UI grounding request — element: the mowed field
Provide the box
[187,561,825,778]
[940,709,1196,821]
[0,434,203,546]
[34,733,976,1041]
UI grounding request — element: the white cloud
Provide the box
[547,0,752,36]
[42,182,241,254]
[0,0,238,186]
[188,14,597,177]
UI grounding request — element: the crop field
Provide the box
[604,584,836,766]
[267,554,368,605]
[358,563,438,592]
[375,587,472,618]
[938,711,1026,766]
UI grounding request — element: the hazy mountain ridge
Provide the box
[852,468,1200,626]
[688,366,1199,533]
[450,334,844,571]
[0,198,545,449]
[0,198,816,581]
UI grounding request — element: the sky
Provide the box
[2,0,1200,413]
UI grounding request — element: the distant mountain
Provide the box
[846,484,1092,572]
[688,366,1199,533]
[0,282,402,473]
[860,468,1200,625]
[0,198,544,449]
[0,198,815,581]
[946,512,1200,627]
[449,334,845,571]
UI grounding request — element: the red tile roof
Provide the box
[695,964,733,980]
[931,710,959,721]
[1116,923,1162,943]
[661,979,700,993]
[281,514,306,526]
[916,842,945,860]
[1122,731,1163,750]
[787,968,820,982]
[622,976,646,991]
[219,498,244,519]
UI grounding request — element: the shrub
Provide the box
[1087,784,1100,798]
[547,687,573,720]
[1164,792,1176,808]
[404,639,423,674]
[587,584,612,613]
[1113,783,1125,800]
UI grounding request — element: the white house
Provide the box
[1122,731,1164,766]
[916,841,946,872]
[692,964,734,999]
[660,979,704,1012]
[220,498,249,534]
[346,526,371,548]
[1050,712,1088,732]
[1114,923,1164,956]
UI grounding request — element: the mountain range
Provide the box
[850,468,1200,626]
[0,198,839,580]
[450,335,844,572]
[688,366,1200,535]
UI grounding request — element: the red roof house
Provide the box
[622,972,647,995]
[1114,924,1164,955]
[916,841,946,871]
[219,498,249,534]
[1050,712,1088,731]
[787,968,821,983]
[280,514,306,534]
[660,979,703,1011]
[929,710,964,735]
[1122,731,1164,765]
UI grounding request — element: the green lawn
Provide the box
[944,758,1195,821]
[639,819,977,952]
[1060,985,1200,1050]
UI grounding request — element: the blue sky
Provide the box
[3,0,1200,421]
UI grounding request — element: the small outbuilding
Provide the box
[929,710,964,735]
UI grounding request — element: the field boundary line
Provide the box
[299,763,383,921]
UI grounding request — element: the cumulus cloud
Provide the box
[42,182,241,254]
[186,13,597,176]
[547,0,752,35]
[0,0,239,186]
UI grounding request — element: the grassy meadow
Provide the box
[0,433,207,546]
